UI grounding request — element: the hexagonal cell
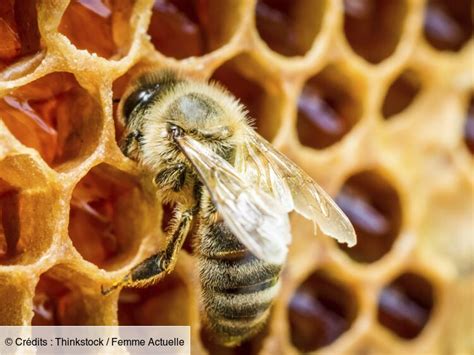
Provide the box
[0,72,102,170]
[464,95,474,155]
[69,164,149,270]
[149,0,244,59]
[288,270,358,352]
[0,171,55,266]
[335,170,402,263]
[58,0,134,59]
[212,59,282,141]
[118,273,190,325]
[0,276,31,325]
[255,0,327,57]
[32,268,92,325]
[343,0,408,64]
[377,272,434,339]
[0,0,41,72]
[297,65,363,149]
[382,69,422,119]
[423,0,472,52]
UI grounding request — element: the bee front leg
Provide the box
[101,207,194,295]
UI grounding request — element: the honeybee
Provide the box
[103,70,356,346]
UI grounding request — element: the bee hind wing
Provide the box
[175,135,291,264]
[247,130,357,247]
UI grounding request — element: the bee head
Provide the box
[120,70,180,127]
[118,70,248,172]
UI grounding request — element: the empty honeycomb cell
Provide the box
[211,59,282,141]
[297,65,363,149]
[464,95,474,155]
[0,72,102,169]
[0,0,41,72]
[118,273,190,325]
[335,170,402,263]
[382,69,422,119]
[255,0,326,57]
[69,164,150,270]
[343,0,408,64]
[149,0,244,59]
[0,276,31,325]
[288,270,358,352]
[377,272,434,339]
[58,0,134,59]
[423,0,473,52]
[32,269,92,325]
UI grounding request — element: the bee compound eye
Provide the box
[122,87,157,124]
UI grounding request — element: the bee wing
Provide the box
[245,130,356,247]
[236,140,294,217]
[175,135,291,264]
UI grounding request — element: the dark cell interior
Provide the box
[423,0,473,52]
[212,61,281,141]
[377,272,434,339]
[382,69,422,119]
[464,95,474,155]
[297,66,362,149]
[289,270,357,352]
[0,72,101,169]
[118,273,190,325]
[149,0,205,59]
[112,72,131,144]
[32,272,87,325]
[343,0,407,63]
[0,178,21,264]
[0,0,41,71]
[69,164,145,270]
[255,0,326,56]
[335,171,402,263]
[58,0,134,58]
[149,0,240,59]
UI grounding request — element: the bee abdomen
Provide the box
[201,271,281,346]
[197,221,282,346]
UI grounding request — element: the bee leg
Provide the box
[101,207,194,295]
[120,130,143,159]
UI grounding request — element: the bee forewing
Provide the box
[242,141,294,214]
[175,135,291,264]
[247,130,357,247]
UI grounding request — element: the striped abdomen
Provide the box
[197,221,282,346]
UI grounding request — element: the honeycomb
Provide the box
[0,0,473,354]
